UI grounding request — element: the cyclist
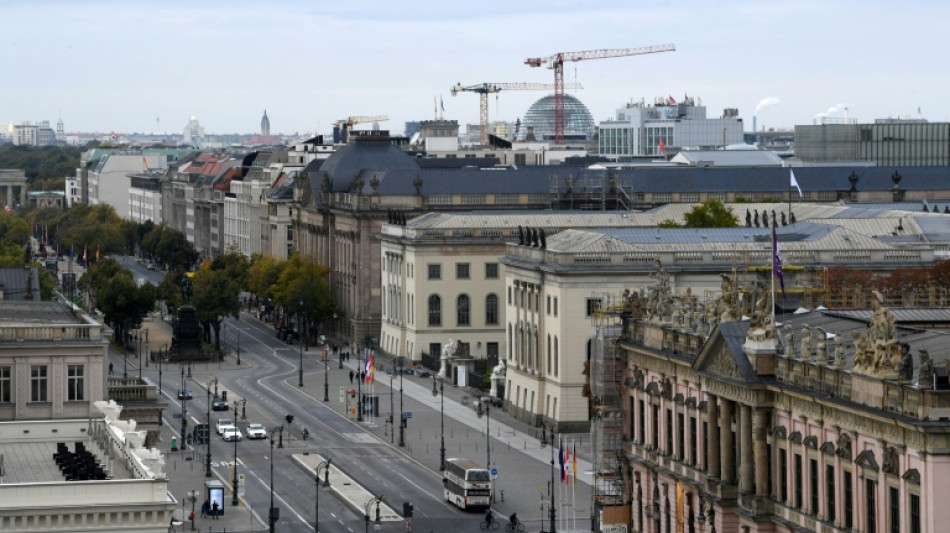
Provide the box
[509,513,518,527]
[485,509,494,527]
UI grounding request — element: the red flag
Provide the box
[111,131,119,140]
[659,138,666,154]
[668,96,675,104]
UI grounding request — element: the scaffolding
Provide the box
[590,317,624,507]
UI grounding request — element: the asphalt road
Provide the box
[116,257,589,533]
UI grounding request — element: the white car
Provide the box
[246,423,267,440]
[216,418,234,435]
[222,427,243,442]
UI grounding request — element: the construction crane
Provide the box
[525,44,675,144]
[334,115,389,143]
[450,82,582,146]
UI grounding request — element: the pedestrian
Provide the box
[188,509,195,528]
[211,500,219,519]
[200,500,209,518]
[108,362,113,375]
[349,370,354,384]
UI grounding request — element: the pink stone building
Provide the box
[605,297,946,533]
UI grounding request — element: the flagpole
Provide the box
[788,170,792,222]
[772,229,777,329]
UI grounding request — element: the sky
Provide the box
[2,0,949,138]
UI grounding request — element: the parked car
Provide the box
[222,427,243,442]
[216,418,234,435]
[177,388,193,400]
[211,396,229,411]
[414,368,431,377]
[246,423,267,440]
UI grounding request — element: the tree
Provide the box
[79,258,155,341]
[271,254,334,346]
[680,199,739,228]
[141,225,198,271]
[247,254,284,300]
[191,260,241,351]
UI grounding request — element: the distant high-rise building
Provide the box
[182,116,205,146]
[56,116,64,138]
[261,110,270,136]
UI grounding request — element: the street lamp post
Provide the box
[431,377,445,471]
[477,400,492,504]
[137,332,142,379]
[314,459,331,533]
[389,372,395,443]
[549,440,557,533]
[144,328,149,368]
[364,495,383,533]
[356,350,363,423]
[323,347,330,402]
[124,332,130,379]
[232,401,240,506]
[298,299,305,387]
[398,357,405,447]
[269,426,283,533]
[205,378,217,477]
[236,326,241,365]
[180,366,188,449]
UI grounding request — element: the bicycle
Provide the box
[479,519,500,530]
[505,521,525,532]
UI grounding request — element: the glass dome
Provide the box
[522,94,595,141]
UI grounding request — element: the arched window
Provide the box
[485,294,499,325]
[457,294,470,326]
[428,295,441,326]
[546,334,552,374]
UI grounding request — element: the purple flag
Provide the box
[773,225,785,299]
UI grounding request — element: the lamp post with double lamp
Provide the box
[398,357,405,447]
[323,346,330,402]
[180,366,188,449]
[314,459,331,533]
[364,495,383,533]
[298,299,305,387]
[269,426,284,533]
[205,378,217,477]
[136,331,142,379]
[431,376,445,471]
[477,400,492,505]
[696,494,716,533]
[232,401,240,506]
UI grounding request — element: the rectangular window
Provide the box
[910,493,920,533]
[553,297,558,317]
[639,400,646,445]
[689,416,697,465]
[889,487,899,533]
[546,296,551,315]
[780,449,788,503]
[652,404,659,449]
[67,365,84,401]
[826,464,836,522]
[810,458,819,514]
[31,365,48,402]
[456,263,470,279]
[702,421,708,469]
[676,412,684,461]
[794,454,803,509]
[586,298,602,317]
[0,366,10,403]
[666,408,673,455]
[485,263,498,279]
[427,264,441,280]
[844,471,853,529]
[866,479,877,533]
[628,397,636,439]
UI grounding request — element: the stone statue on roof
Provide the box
[834,332,847,367]
[716,273,739,323]
[800,324,813,359]
[918,349,934,389]
[815,327,828,362]
[852,291,900,378]
[897,342,913,383]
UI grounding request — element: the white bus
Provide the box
[443,458,491,510]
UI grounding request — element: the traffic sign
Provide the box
[491,467,498,477]
[402,411,412,419]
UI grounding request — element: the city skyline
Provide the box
[2,0,948,137]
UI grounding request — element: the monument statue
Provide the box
[439,338,457,379]
[489,360,506,397]
[800,324,813,359]
[852,291,901,378]
[834,332,847,367]
[918,349,934,389]
[716,274,739,323]
[784,329,795,357]
[746,286,776,341]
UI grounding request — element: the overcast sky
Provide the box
[2,1,947,137]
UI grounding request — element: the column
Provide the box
[720,398,734,484]
[5,186,11,208]
[753,409,769,498]
[707,394,720,479]
[739,404,753,494]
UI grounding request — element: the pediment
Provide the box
[855,450,879,471]
[694,337,744,380]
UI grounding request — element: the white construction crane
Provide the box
[450,82,582,146]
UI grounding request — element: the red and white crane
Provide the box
[525,44,675,144]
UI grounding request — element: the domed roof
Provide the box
[522,94,595,141]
